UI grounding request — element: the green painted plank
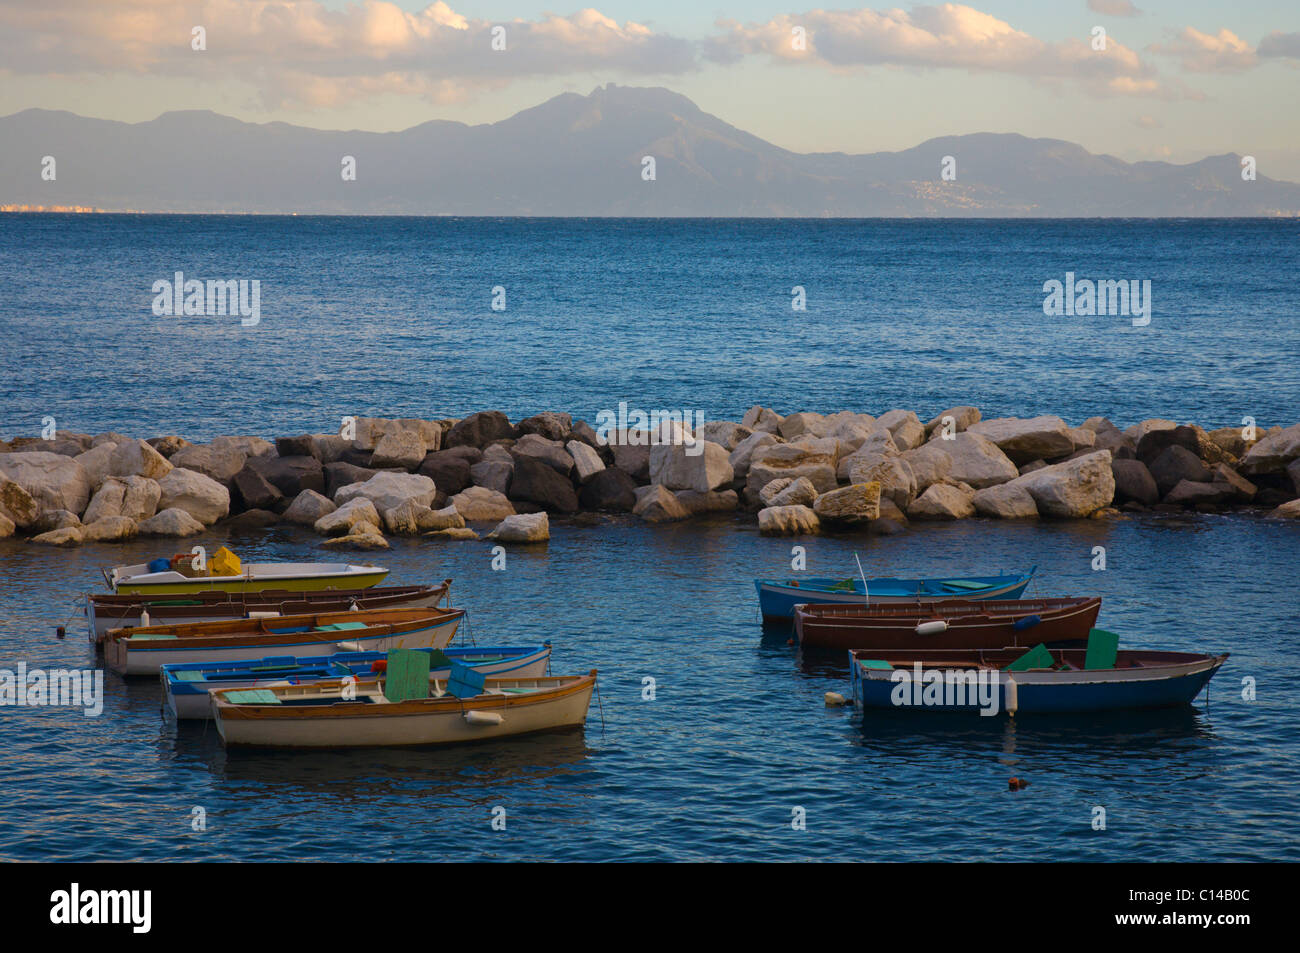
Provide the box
[383,648,431,703]
[1084,628,1121,670]
[1004,643,1054,672]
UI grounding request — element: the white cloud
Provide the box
[0,1,1223,107]
[705,4,1181,97]
[0,1,696,106]
[1150,27,1258,72]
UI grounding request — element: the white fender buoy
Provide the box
[1005,675,1018,715]
[335,640,363,652]
[139,608,151,628]
[915,619,949,636]
[824,691,847,707]
[464,710,504,726]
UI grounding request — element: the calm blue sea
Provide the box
[0,216,1297,862]
[0,215,1297,437]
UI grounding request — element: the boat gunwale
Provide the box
[212,671,598,721]
[757,570,1033,596]
[90,581,445,609]
[107,606,466,650]
[849,648,1230,683]
[795,596,1100,625]
[161,643,551,689]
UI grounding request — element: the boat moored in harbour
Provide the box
[162,642,552,719]
[105,552,389,596]
[793,597,1102,651]
[87,581,452,645]
[755,569,1035,621]
[104,606,464,676]
[848,641,1228,715]
[212,669,599,748]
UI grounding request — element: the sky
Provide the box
[2,0,1299,178]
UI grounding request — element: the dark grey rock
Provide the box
[579,468,638,512]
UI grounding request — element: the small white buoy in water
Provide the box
[464,710,504,726]
[915,619,948,636]
[824,691,847,707]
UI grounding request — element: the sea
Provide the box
[0,215,1297,861]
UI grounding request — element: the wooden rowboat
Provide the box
[162,643,552,720]
[848,644,1228,715]
[105,559,389,596]
[104,606,464,676]
[755,568,1034,620]
[213,670,598,748]
[87,581,452,645]
[793,597,1102,651]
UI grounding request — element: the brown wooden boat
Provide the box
[793,597,1102,651]
[87,580,451,645]
[104,605,466,676]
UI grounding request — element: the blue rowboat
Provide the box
[847,642,1227,716]
[755,568,1034,620]
[162,643,551,719]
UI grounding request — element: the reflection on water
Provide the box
[853,706,1212,761]
[166,723,593,799]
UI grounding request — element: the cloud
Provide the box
[0,1,697,106]
[1086,0,1141,16]
[0,1,1202,107]
[705,4,1179,97]
[1134,114,1161,128]
[1258,31,1300,60]
[1150,27,1258,72]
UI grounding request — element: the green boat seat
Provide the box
[129,633,179,641]
[224,689,281,705]
[942,580,992,591]
[315,621,369,632]
[1084,628,1121,670]
[426,649,453,668]
[827,579,857,592]
[383,648,431,703]
[859,659,894,671]
[174,670,205,682]
[1004,643,1054,672]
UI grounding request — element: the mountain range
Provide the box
[2,85,1296,216]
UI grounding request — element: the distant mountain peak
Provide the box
[1,88,1295,216]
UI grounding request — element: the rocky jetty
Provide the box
[3,410,1298,547]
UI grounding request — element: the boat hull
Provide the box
[756,571,1033,621]
[107,612,462,676]
[88,584,448,644]
[163,644,551,720]
[794,597,1101,651]
[215,674,597,748]
[849,650,1227,715]
[114,568,390,596]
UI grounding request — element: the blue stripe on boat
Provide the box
[755,568,1035,619]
